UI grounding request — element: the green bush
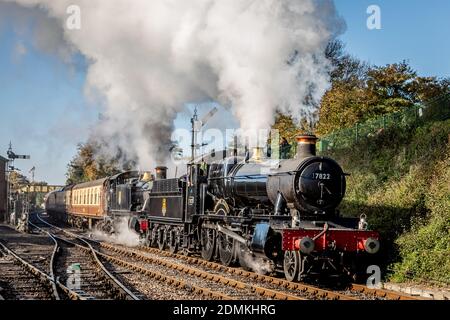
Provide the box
[390,152,450,284]
[323,119,450,284]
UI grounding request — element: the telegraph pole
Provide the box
[190,106,219,163]
[190,107,199,163]
[29,166,35,183]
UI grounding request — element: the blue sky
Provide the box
[1,0,449,185]
[335,0,450,77]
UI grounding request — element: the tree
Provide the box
[8,171,29,191]
[316,84,369,135]
[65,141,127,185]
[316,55,450,135]
[272,113,300,143]
[325,40,369,85]
[316,41,370,135]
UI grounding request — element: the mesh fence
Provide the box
[316,92,450,152]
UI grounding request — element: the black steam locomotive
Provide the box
[135,135,380,281]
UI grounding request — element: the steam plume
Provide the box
[1,0,345,168]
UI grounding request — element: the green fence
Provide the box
[316,92,450,152]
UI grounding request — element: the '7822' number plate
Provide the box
[312,173,331,180]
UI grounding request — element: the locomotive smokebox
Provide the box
[155,166,168,180]
[296,134,318,159]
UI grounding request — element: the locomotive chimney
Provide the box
[155,166,168,180]
[296,134,318,158]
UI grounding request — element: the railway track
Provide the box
[346,283,425,300]
[30,214,141,300]
[37,214,305,300]
[101,242,426,301]
[99,242,352,300]
[0,241,56,300]
[34,213,427,301]
[34,214,231,300]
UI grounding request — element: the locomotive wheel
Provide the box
[284,250,300,282]
[157,227,166,251]
[167,228,179,254]
[201,227,216,261]
[218,233,237,267]
[104,221,114,235]
[150,226,158,247]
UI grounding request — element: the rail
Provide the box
[33,214,140,300]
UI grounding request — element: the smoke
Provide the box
[1,0,345,168]
[0,2,75,63]
[238,248,274,275]
[91,217,140,247]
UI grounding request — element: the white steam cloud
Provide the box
[1,0,345,169]
[90,217,140,247]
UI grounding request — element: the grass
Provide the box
[322,119,450,284]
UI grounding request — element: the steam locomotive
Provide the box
[46,135,380,282]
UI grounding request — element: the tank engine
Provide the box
[139,135,380,282]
